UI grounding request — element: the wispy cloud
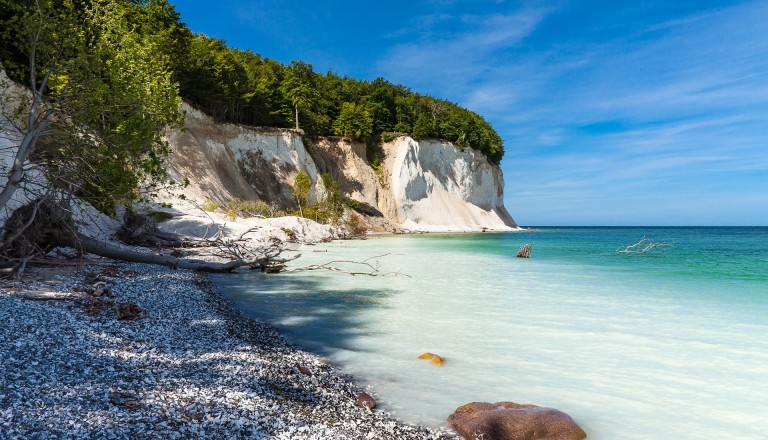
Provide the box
[374,1,768,225]
[376,8,550,94]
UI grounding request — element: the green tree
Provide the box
[332,102,373,140]
[291,170,311,217]
[279,61,317,130]
[317,173,343,223]
[0,0,182,214]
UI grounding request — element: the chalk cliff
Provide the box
[165,104,324,208]
[381,137,516,232]
[166,103,518,232]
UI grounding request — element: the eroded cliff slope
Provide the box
[166,103,518,232]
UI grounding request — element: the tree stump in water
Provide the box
[516,243,533,258]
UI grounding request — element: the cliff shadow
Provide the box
[211,272,396,357]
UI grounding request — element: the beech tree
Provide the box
[291,170,311,217]
[0,0,183,215]
[279,61,317,131]
[332,102,373,140]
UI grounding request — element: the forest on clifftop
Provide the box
[1,0,504,165]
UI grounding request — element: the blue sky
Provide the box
[171,0,768,226]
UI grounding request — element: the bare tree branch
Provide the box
[285,253,410,277]
[616,237,671,254]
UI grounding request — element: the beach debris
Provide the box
[118,211,183,248]
[616,237,671,254]
[298,366,313,376]
[108,390,141,408]
[0,261,20,278]
[82,298,115,317]
[448,401,586,440]
[516,243,533,258]
[114,302,148,320]
[284,253,412,277]
[418,352,445,366]
[356,392,377,410]
[264,263,286,274]
[87,281,115,298]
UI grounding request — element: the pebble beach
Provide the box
[0,260,458,439]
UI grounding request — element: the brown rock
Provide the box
[298,366,312,376]
[114,302,148,320]
[447,402,586,440]
[418,352,445,366]
[108,391,140,408]
[356,392,376,409]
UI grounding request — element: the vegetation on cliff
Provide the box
[175,39,505,163]
[2,0,504,166]
[0,0,183,214]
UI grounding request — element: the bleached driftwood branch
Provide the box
[616,237,671,254]
[284,253,410,277]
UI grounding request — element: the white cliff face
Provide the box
[165,103,323,207]
[165,103,517,232]
[382,137,517,232]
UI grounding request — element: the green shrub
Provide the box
[225,198,270,219]
[201,199,219,212]
[380,131,401,143]
[346,213,367,236]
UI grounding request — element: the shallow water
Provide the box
[214,227,768,439]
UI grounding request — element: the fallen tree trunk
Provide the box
[1,199,296,274]
[616,238,671,254]
[65,234,251,273]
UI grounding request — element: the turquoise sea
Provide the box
[214,227,768,439]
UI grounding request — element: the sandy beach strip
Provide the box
[0,260,457,439]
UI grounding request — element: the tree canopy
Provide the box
[0,0,183,214]
[173,36,505,164]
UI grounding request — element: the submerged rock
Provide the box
[447,401,586,440]
[418,352,445,366]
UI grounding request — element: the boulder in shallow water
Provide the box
[418,352,445,366]
[447,401,586,440]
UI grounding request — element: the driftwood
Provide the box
[14,294,81,302]
[285,253,410,277]
[1,199,293,274]
[65,234,256,272]
[616,238,670,254]
[516,243,533,258]
[117,211,183,247]
[1,261,20,277]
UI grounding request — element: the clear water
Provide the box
[213,227,768,439]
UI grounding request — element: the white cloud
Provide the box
[376,8,550,94]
